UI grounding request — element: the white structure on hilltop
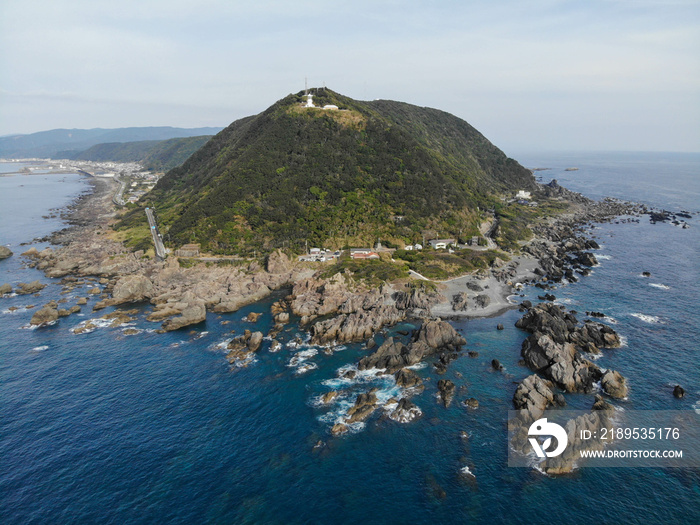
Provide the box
[305,93,315,108]
[516,190,531,199]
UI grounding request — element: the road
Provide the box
[113,175,126,206]
[145,207,166,260]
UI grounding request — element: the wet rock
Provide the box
[16,280,46,295]
[463,398,479,409]
[491,359,503,371]
[321,391,339,404]
[245,312,262,323]
[331,423,349,436]
[437,379,456,408]
[30,306,59,326]
[496,323,504,330]
[76,297,88,305]
[468,351,479,358]
[394,368,423,389]
[673,385,685,399]
[390,398,422,423]
[642,271,651,277]
[346,390,378,423]
[0,283,12,295]
[0,246,13,260]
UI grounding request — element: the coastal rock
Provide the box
[21,247,39,258]
[474,294,491,308]
[245,312,262,323]
[111,274,154,304]
[463,398,479,409]
[266,249,293,275]
[451,292,469,312]
[389,398,422,423]
[16,280,46,295]
[310,305,404,345]
[0,246,13,259]
[161,294,206,331]
[600,369,628,399]
[394,368,423,389]
[30,306,59,326]
[673,385,685,399]
[491,359,503,371]
[0,283,12,295]
[346,390,378,423]
[512,374,556,420]
[521,333,602,393]
[320,391,339,404]
[331,423,349,436]
[437,379,456,408]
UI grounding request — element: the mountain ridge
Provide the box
[119,89,537,255]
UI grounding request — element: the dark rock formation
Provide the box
[673,385,685,399]
[389,398,422,423]
[437,379,456,407]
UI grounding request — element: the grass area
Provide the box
[319,255,409,287]
[394,248,504,280]
[495,198,571,252]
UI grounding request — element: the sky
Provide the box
[1,0,698,154]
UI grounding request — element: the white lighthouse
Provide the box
[305,92,315,108]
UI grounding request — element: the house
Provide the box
[413,243,423,250]
[350,248,380,260]
[428,238,456,250]
[404,245,414,251]
[516,190,531,200]
[468,236,480,246]
[309,247,321,255]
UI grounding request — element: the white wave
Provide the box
[294,362,318,375]
[193,331,209,339]
[269,341,282,353]
[618,335,628,347]
[596,254,611,260]
[630,313,663,324]
[555,298,575,305]
[649,283,670,290]
[32,345,49,351]
[693,400,700,416]
[460,466,475,478]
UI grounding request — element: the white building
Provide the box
[305,93,315,108]
[516,190,531,200]
[429,239,456,250]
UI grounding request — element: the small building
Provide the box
[176,243,200,257]
[305,93,315,108]
[428,239,456,250]
[404,245,414,251]
[309,247,321,255]
[516,190,531,200]
[350,248,379,260]
[413,243,423,250]
[323,105,338,110]
[468,236,480,246]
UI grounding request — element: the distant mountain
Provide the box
[0,126,223,159]
[119,89,536,255]
[59,136,213,172]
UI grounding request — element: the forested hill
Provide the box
[59,135,213,172]
[121,89,536,255]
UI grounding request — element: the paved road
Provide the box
[113,175,126,206]
[145,207,166,260]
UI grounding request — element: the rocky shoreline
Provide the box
[0,174,655,471]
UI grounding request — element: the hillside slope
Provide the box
[120,90,535,255]
[0,126,222,159]
[60,136,213,171]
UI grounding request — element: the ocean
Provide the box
[1,153,699,524]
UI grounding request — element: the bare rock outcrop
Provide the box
[30,306,59,326]
[0,246,13,259]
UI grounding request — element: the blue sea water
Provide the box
[1,154,699,524]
